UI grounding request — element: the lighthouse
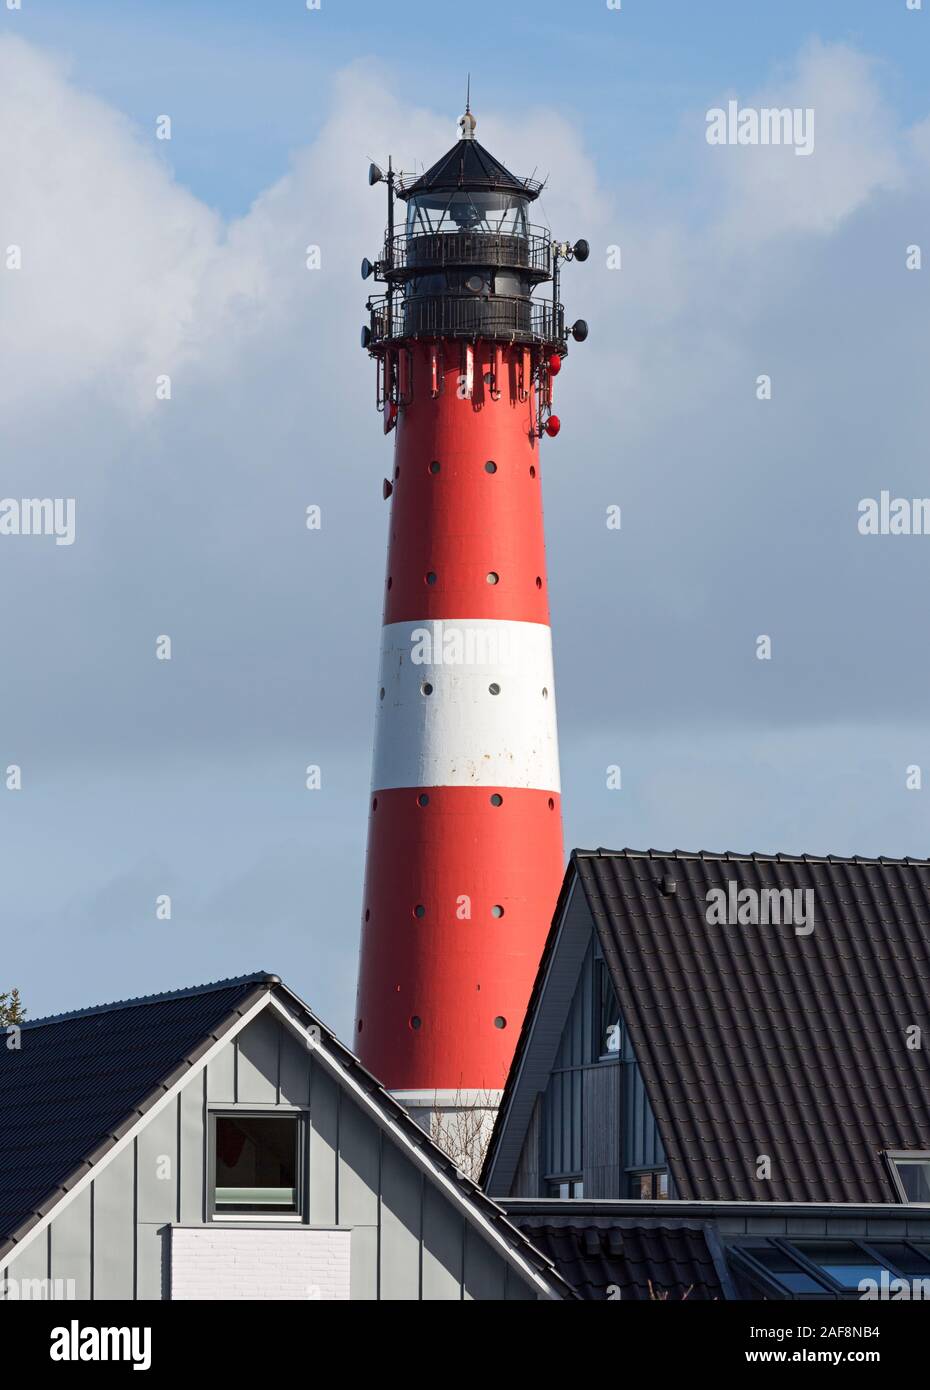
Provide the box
[355,104,587,1141]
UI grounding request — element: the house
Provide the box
[0,972,573,1301]
[481,848,930,1299]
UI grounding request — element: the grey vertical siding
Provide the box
[280,1027,310,1105]
[624,1064,666,1173]
[136,1222,167,1301]
[49,1186,91,1299]
[379,1142,422,1299]
[91,1142,135,1299]
[207,1038,236,1103]
[531,936,664,1198]
[338,1097,380,1300]
[1,1011,539,1301]
[463,1222,506,1300]
[511,1094,543,1197]
[236,1010,279,1103]
[3,1226,48,1291]
[137,1100,178,1226]
[422,1181,464,1299]
[583,1061,621,1197]
[307,1057,338,1225]
[179,1074,205,1224]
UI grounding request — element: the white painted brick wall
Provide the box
[170,1227,351,1301]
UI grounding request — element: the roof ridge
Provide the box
[575,847,930,866]
[19,971,279,1030]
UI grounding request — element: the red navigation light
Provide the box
[548,354,562,376]
[545,415,561,437]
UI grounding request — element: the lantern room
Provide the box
[362,107,588,355]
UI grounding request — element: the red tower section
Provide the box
[355,108,587,1111]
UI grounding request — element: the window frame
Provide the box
[884,1150,930,1205]
[208,1109,306,1223]
[728,1235,930,1301]
[545,1176,584,1199]
[728,1241,835,1301]
[593,955,622,1062]
[626,1168,669,1200]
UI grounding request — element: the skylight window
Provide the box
[792,1242,892,1292]
[869,1243,930,1276]
[738,1244,827,1296]
[887,1153,930,1204]
[731,1237,930,1299]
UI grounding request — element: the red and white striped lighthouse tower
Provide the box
[355,105,587,1128]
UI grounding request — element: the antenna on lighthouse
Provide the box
[458,76,476,140]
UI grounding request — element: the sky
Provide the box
[1,0,929,1036]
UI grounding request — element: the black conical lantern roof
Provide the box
[397,136,543,202]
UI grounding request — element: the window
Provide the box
[548,1178,584,1199]
[870,1243,930,1276]
[406,190,530,238]
[730,1237,930,1300]
[629,1170,668,1200]
[887,1152,930,1204]
[792,1242,892,1292]
[594,958,621,1058]
[213,1114,300,1217]
[737,1244,828,1296]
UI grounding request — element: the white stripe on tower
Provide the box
[373,618,560,793]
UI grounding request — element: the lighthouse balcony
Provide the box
[383,227,553,280]
[368,292,565,348]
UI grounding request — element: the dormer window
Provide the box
[887,1152,930,1204]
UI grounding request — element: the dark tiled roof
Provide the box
[0,973,275,1250]
[579,850,930,1203]
[508,1214,723,1301]
[398,138,542,200]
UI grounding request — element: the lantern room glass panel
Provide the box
[406,191,530,238]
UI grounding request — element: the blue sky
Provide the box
[14,0,930,215]
[2,2,930,1033]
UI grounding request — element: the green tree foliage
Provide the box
[0,988,26,1026]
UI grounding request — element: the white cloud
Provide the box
[703,41,904,241]
[0,38,221,414]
